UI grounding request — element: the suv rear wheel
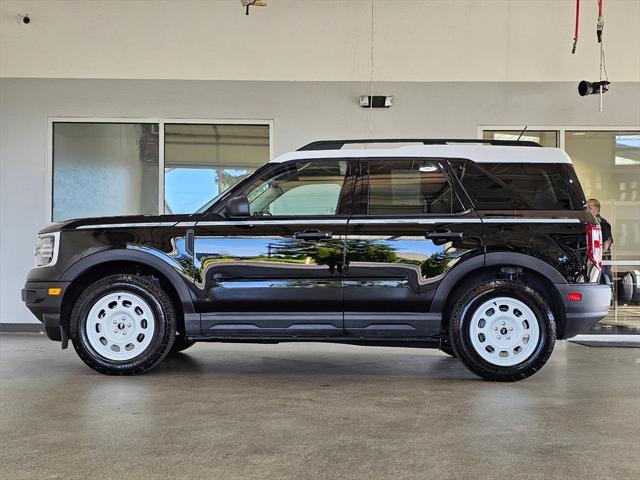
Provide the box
[70,274,176,375]
[449,280,556,381]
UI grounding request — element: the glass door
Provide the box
[565,131,640,334]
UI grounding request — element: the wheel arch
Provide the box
[432,252,567,340]
[59,250,196,339]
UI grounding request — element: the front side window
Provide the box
[243,160,348,216]
[366,159,461,215]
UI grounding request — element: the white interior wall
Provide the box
[1,0,639,82]
[1,78,639,323]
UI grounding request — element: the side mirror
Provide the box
[225,196,250,217]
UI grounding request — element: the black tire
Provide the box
[449,280,556,382]
[70,274,176,375]
[167,336,195,354]
[619,272,634,303]
[440,342,457,358]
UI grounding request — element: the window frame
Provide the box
[47,117,273,223]
[356,157,472,217]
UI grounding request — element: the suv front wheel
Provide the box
[449,280,556,381]
[70,274,176,375]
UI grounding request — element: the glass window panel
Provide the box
[52,123,159,222]
[244,160,347,216]
[566,131,640,260]
[367,160,461,215]
[614,135,640,165]
[566,130,640,333]
[483,130,559,147]
[164,124,269,214]
[455,162,584,210]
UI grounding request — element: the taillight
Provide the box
[586,224,603,270]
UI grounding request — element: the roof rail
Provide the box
[297,138,542,151]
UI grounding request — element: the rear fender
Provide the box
[430,251,566,313]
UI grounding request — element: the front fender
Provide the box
[59,247,196,314]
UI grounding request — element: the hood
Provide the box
[37,214,190,234]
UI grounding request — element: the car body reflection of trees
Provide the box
[198,238,455,278]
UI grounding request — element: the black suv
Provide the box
[23,139,611,381]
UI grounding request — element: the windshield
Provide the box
[194,191,228,214]
[193,164,274,214]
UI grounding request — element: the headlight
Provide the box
[34,233,60,267]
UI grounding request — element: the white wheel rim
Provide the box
[469,296,540,367]
[86,291,156,361]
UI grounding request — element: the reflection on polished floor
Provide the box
[1,334,639,480]
[588,305,640,334]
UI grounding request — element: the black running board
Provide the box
[184,335,440,348]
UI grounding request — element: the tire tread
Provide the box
[449,279,556,382]
[71,274,176,375]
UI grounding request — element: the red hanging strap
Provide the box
[597,0,604,43]
[572,0,580,54]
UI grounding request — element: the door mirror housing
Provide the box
[225,196,250,217]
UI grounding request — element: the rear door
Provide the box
[343,157,483,338]
[194,159,355,337]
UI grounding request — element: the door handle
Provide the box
[185,228,195,256]
[294,230,333,240]
[426,231,464,240]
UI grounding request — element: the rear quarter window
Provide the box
[454,161,586,210]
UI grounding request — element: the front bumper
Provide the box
[555,283,612,339]
[22,281,71,341]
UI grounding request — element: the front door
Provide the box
[194,159,354,337]
[344,158,483,338]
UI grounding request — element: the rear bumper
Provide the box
[22,281,71,341]
[555,283,612,339]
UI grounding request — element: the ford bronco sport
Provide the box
[22,139,611,381]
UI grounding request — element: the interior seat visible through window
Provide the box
[243,160,349,216]
[366,159,461,215]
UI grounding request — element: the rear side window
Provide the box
[366,159,463,215]
[454,162,586,210]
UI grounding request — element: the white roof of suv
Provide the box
[271,144,572,164]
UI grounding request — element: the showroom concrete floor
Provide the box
[1,334,638,480]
